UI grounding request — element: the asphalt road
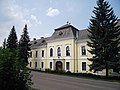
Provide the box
[31,71,120,90]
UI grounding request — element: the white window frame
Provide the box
[66,62,70,71]
[49,47,54,57]
[81,62,87,71]
[65,45,71,57]
[35,50,38,58]
[80,46,87,58]
[56,45,62,57]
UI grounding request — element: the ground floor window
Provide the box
[50,62,52,69]
[35,62,37,68]
[82,62,86,71]
[66,62,70,70]
[30,62,32,67]
[41,62,44,68]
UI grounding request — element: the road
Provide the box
[31,71,120,90]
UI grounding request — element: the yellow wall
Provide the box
[28,38,112,75]
[77,40,92,73]
[47,39,75,72]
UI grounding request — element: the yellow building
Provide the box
[27,19,120,76]
[28,23,93,73]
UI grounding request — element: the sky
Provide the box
[0,0,120,46]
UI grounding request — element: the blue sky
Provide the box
[0,0,120,46]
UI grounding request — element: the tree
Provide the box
[6,26,18,49]
[0,48,17,90]
[87,0,120,77]
[0,25,32,90]
[19,24,30,64]
[17,24,32,90]
[3,38,6,49]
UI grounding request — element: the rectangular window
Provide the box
[42,50,44,57]
[29,51,32,58]
[81,46,86,56]
[41,62,44,68]
[35,62,37,69]
[82,62,86,71]
[30,62,32,67]
[50,62,52,69]
[35,51,38,58]
[66,62,70,70]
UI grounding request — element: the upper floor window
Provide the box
[66,46,70,56]
[29,51,32,58]
[81,46,86,56]
[57,47,61,56]
[50,48,53,57]
[42,50,44,57]
[35,51,38,58]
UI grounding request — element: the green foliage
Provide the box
[0,49,17,89]
[87,0,120,77]
[6,26,18,49]
[17,24,32,90]
[0,25,32,90]
[19,24,30,64]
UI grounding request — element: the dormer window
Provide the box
[59,31,63,35]
[42,40,45,43]
[34,41,37,44]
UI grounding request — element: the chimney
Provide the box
[41,37,44,39]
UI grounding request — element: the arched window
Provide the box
[57,47,61,56]
[50,48,53,57]
[66,46,70,56]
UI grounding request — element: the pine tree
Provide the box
[19,24,30,64]
[6,26,18,49]
[87,0,120,77]
[17,24,32,90]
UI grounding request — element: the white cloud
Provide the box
[30,15,42,25]
[0,0,42,46]
[46,7,60,17]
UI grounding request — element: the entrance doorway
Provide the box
[56,61,62,70]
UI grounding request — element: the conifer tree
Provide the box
[6,26,18,49]
[19,24,30,64]
[87,0,120,77]
[17,24,32,90]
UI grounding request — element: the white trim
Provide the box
[56,45,62,58]
[49,46,54,57]
[80,45,87,58]
[81,61,87,72]
[65,44,71,57]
